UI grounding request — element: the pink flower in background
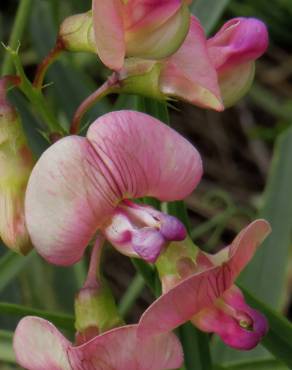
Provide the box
[25,110,202,265]
[14,316,183,370]
[92,0,192,71]
[138,220,271,350]
[159,16,224,111]
[158,16,268,109]
[0,77,34,255]
[207,17,269,107]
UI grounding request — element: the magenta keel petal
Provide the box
[207,17,269,71]
[192,286,268,350]
[132,228,166,263]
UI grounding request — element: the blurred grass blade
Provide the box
[0,251,35,293]
[239,287,292,369]
[240,126,292,308]
[212,127,292,364]
[179,323,212,370]
[191,0,230,35]
[0,330,15,364]
[0,302,74,332]
[216,359,288,370]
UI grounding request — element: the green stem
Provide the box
[70,74,119,134]
[7,47,63,134]
[0,302,74,331]
[118,274,145,317]
[1,0,33,75]
[33,39,64,90]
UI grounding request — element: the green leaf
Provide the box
[239,126,292,309]
[179,323,212,370]
[216,359,288,370]
[0,330,15,364]
[0,302,74,332]
[191,0,231,35]
[0,251,35,293]
[213,126,292,364]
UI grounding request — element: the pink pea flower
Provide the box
[138,220,271,350]
[158,16,268,110]
[92,0,192,71]
[25,110,202,266]
[0,77,34,254]
[13,316,183,370]
[207,17,269,107]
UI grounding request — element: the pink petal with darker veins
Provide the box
[13,317,71,370]
[70,324,183,370]
[92,0,125,70]
[160,16,223,111]
[13,317,183,370]
[25,110,202,265]
[138,219,271,338]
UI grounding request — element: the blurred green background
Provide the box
[0,0,292,369]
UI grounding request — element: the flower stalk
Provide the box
[70,73,120,134]
[33,38,65,90]
[4,45,63,136]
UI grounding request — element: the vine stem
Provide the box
[33,38,65,90]
[1,0,33,76]
[6,46,63,135]
[70,73,120,135]
[83,236,104,289]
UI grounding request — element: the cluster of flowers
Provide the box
[0,1,271,369]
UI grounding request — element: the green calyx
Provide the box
[156,237,199,280]
[117,60,165,100]
[75,281,123,335]
[219,61,256,108]
[59,11,96,53]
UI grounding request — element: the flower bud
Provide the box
[59,1,192,71]
[59,11,96,53]
[75,282,123,345]
[207,17,268,107]
[0,78,34,254]
[117,59,165,101]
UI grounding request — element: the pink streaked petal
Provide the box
[87,110,202,201]
[69,325,183,369]
[227,219,271,278]
[198,219,271,276]
[92,0,125,70]
[26,111,201,266]
[207,17,269,71]
[139,265,226,338]
[25,136,115,266]
[160,16,223,111]
[139,220,271,338]
[192,286,268,350]
[13,317,71,370]
[124,0,181,31]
